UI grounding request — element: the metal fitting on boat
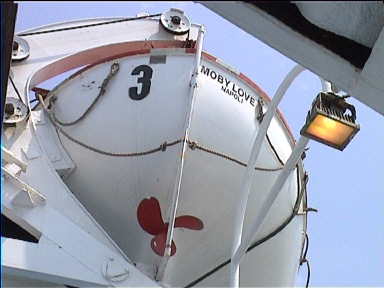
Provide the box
[160,8,191,35]
[102,258,130,283]
[12,36,30,61]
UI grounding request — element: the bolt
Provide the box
[171,15,181,25]
[5,103,14,115]
[12,41,19,51]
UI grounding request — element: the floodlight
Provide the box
[300,92,359,151]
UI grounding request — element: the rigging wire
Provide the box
[35,64,284,171]
[52,62,120,126]
[17,14,162,37]
[8,76,25,105]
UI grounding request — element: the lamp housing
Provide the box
[300,92,360,151]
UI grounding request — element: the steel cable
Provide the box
[38,92,284,170]
[188,141,282,172]
[9,76,25,105]
[51,62,120,127]
[17,14,162,37]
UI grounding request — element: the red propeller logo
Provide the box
[137,197,203,256]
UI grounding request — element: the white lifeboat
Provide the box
[2,9,307,287]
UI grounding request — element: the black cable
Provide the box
[30,98,41,111]
[299,234,310,288]
[247,167,305,252]
[302,233,309,262]
[185,165,306,287]
[299,259,311,288]
[266,133,285,166]
[305,260,311,288]
[18,14,162,37]
[185,258,231,288]
[8,76,25,104]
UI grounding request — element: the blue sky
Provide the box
[15,2,384,286]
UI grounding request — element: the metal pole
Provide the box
[1,1,18,134]
[156,25,205,282]
[229,64,305,287]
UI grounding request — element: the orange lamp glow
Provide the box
[300,92,359,151]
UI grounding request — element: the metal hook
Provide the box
[111,62,120,75]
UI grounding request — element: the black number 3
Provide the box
[129,65,153,100]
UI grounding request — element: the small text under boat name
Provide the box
[200,65,258,108]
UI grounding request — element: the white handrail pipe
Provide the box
[156,25,205,282]
[230,135,309,287]
[229,64,305,287]
[229,62,333,287]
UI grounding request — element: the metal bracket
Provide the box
[2,147,27,172]
[2,166,46,207]
[12,36,30,62]
[102,258,130,283]
[256,98,264,123]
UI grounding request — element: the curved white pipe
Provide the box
[229,65,332,287]
[229,64,305,287]
[230,136,309,287]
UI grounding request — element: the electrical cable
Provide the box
[266,133,285,166]
[247,170,307,251]
[299,258,311,288]
[185,168,308,288]
[17,14,162,37]
[299,233,311,288]
[305,260,311,288]
[301,233,309,262]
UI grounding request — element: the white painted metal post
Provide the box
[229,64,305,287]
[156,25,205,282]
